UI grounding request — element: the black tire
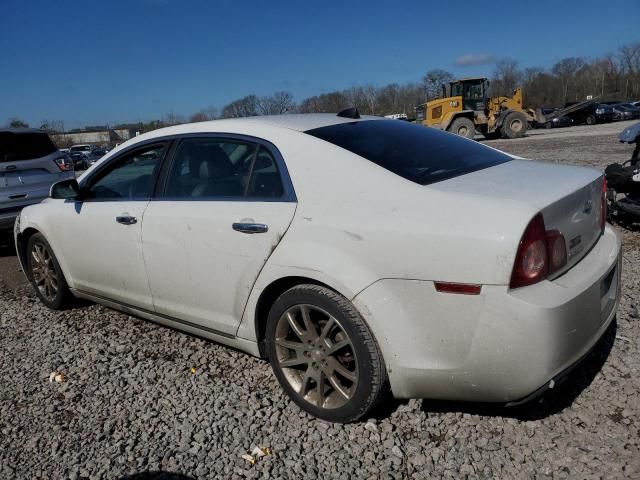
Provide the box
[26,233,71,309]
[481,130,501,140]
[448,117,476,139]
[586,114,596,125]
[265,284,389,423]
[500,111,528,139]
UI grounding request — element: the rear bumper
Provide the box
[353,225,622,402]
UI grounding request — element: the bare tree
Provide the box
[551,57,586,102]
[39,119,65,133]
[222,95,259,118]
[257,91,296,115]
[422,69,454,100]
[491,58,521,96]
[163,111,185,126]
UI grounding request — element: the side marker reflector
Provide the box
[434,282,482,295]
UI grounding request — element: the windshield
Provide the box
[305,120,511,185]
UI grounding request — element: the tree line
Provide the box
[6,42,639,132]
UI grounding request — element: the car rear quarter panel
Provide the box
[235,131,537,341]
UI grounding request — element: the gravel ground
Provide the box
[1,123,639,479]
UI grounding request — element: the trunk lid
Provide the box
[430,159,603,275]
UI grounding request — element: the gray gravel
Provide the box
[1,123,639,479]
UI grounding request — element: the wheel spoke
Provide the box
[315,371,326,406]
[300,305,317,339]
[280,357,308,368]
[319,317,336,341]
[328,357,357,382]
[326,372,350,399]
[285,311,305,340]
[326,339,350,355]
[298,368,313,396]
[275,338,305,351]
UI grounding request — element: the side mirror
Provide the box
[50,178,81,199]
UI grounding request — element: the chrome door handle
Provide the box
[116,215,137,225]
[232,222,268,234]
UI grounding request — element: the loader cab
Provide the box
[447,78,488,112]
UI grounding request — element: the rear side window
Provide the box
[0,132,57,162]
[306,120,511,185]
[164,138,284,199]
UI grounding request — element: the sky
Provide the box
[1,0,638,129]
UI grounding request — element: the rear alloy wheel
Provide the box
[586,114,596,125]
[448,117,476,140]
[501,111,528,139]
[266,285,388,422]
[26,233,71,309]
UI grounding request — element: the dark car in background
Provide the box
[612,103,640,121]
[534,108,573,128]
[0,129,75,233]
[565,102,614,125]
[69,144,98,170]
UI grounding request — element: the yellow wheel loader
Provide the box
[416,77,538,140]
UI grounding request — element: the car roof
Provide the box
[130,113,383,142]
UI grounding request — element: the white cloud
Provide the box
[454,54,496,67]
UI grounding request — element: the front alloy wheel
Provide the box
[31,241,58,302]
[26,233,71,309]
[266,284,388,423]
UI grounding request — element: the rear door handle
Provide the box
[232,222,268,234]
[116,215,137,225]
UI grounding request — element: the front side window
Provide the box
[84,144,165,200]
[164,138,284,199]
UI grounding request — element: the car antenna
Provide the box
[337,107,361,119]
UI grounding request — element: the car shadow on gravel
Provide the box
[417,318,618,421]
[118,472,195,480]
[0,237,16,257]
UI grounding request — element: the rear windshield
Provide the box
[305,120,511,185]
[0,132,57,162]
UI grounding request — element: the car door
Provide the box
[51,142,169,309]
[141,136,296,336]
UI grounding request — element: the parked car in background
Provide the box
[0,128,74,233]
[69,144,98,170]
[612,103,640,121]
[532,108,572,129]
[565,103,614,125]
[86,147,110,168]
[14,114,621,422]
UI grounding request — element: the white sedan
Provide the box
[14,112,621,422]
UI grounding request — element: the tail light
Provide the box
[600,176,607,233]
[54,156,73,172]
[510,213,567,289]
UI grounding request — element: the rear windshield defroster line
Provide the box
[305,120,511,185]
